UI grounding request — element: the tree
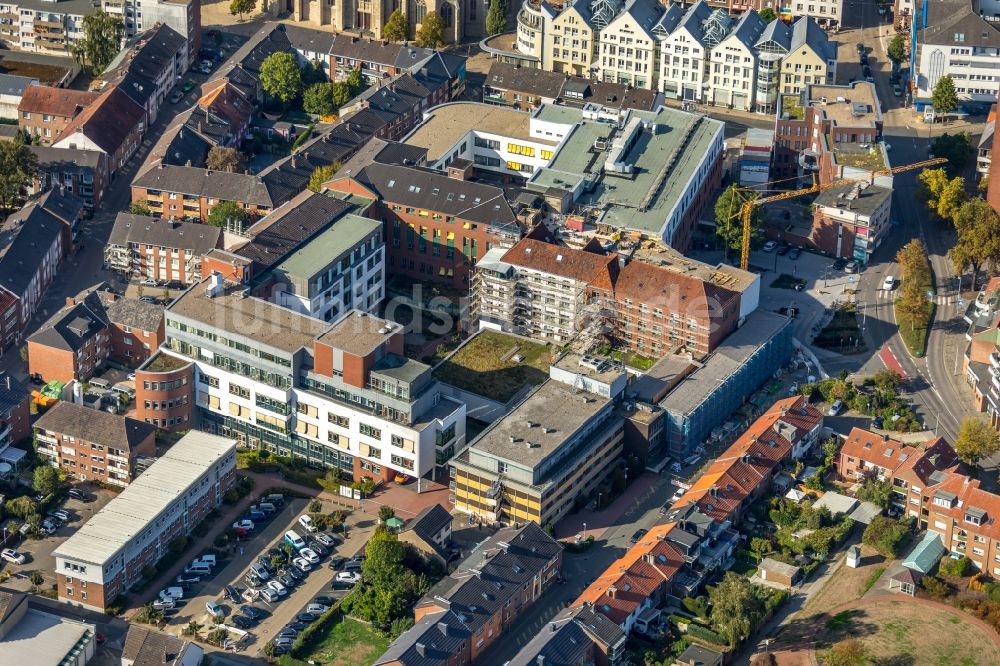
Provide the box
[955,416,1000,467]
[887,33,906,64]
[183,620,202,637]
[229,0,255,21]
[260,52,304,105]
[932,75,959,115]
[301,59,328,87]
[74,11,124,75]
[383,9,409,41]
[871,368,902,396]
[855,473,891,508]
[32,466,61,497]
[758,7,778,22]
[862,515,911,557]
[362,528,406,588]
[931,132,973,172]
[168,535,188,557]
[378,505,396,523]
[708,572,763,647]
[825,639,867,666]
[917,168,966,222]
[129,200,152,216]
[749,537,772,563]
[0,134,38,211]
[896,278,930,331]
[951,197,1000,290]
[5,496,38,520]
[206,147,247,173]
[207,200,250,230]
[308,498,323,514]
[415,11,445,48]
[303,82,338,116]
[319,467,342,492]
[307,163,341,192]
[714,184,762,259]
[486,0,507,36]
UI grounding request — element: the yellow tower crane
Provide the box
[736,157,949,270]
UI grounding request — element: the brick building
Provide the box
[105,214,223,286]
[52,86,146,181]
[17,85,99,145]
[34,401,157,486]
[53,431,236,612]
[29,146,109,211]
[0,372,30,448]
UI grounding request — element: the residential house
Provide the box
[122,625,204,666]
[375,523,562,665]
[779,17,837,96]
[657,1,721,103]
[598,0,663,90]
[34,401,157,486]
[17,85,99,145]
[548,1,598,76]
[325,160,520,290]
[103,0,201,68]
[29,145,109,210]
[0,372,30,448]
[788,0,843,28]
[805,181,893,264]
[482,62,659,112]
[0,74,36,119]
[53,432,236,611]
[52,86,146,180]
[282,24,335,77]
[105,214,224,286]
[707,10,766,111]
[0,190,80,351]
[100,24,188,125]
[753,18,791,113]
[504,605,627,666]
[398,503,453,564]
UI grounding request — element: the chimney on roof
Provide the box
[537,657,545,666]
[606,585,616,599]
[883,433,890,442]
[291,155,297,169]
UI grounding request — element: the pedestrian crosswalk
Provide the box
[876,290,961,306]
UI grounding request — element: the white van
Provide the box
[159,586,184,601]
[298,515,317,533]
[186,564,211,577]
[195,554,216,568]
[284,530,306,550]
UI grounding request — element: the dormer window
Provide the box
[966,507,986,526]
[933,490,957,509]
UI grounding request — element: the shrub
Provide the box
[939,556,972,577]
[685,623,728,646]
[308,499,323,514]
[104,595,127,616]
[222,489,240,505]
[290,602,342,657]
[862,515,911,557]
[922,575,951,599]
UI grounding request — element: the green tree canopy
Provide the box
[758,7,777,22]
[74,11,124,75]
[307,162,341,192]
[0,134,38,211]
[708,572,763,646]
[206,146,247,173]
[486,0,507,36]
[862,515,911,557]
[129,200,152,216]
[346,68,365,93]
[5,496,38,520]
[301,59,328,87]
[229,0,255,20]
[383,9,409,41]
[887,33,907,64]
[951,197,1000,290]
[416,11,446,48]
[855,473,891,508]
[361,528,406,588]
[955,416,1000,467]
[303,82,338,116]
[931,132,973,172]
[260,52,304,105]
[932,75,959,115]
[917,168,966,222]
[32,466,61,497]
[207,200,250,229]
[714,184,762,257]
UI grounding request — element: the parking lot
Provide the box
[3,486,117,591]
[159,494,371,656]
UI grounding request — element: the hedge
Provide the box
[685,623,728,646]
[290,599,343,657]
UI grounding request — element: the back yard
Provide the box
[283,616,389,666]
[433,330,551,402]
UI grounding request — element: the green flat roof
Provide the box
[532,104,584,125]
[528,106,723,238]
[272,213,381,279]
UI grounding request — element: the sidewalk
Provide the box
[554,471,662,541]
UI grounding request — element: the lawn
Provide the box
[290,617,389,666]
[896,299,935,357]
[433,330,551,402]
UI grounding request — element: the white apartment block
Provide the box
[598,0,662,90]
[788,0,843,28]
[102,0,199,67]
[52,431,237,612]
[658,1,731,102]
[915,0,1000,107]
[708,10,766,111]
[5,0,89,56]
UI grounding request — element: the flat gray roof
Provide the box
[0,608,94,666]
[469,379,610,469]
[316,311,402,357]
[271,213,381,280]
[404,102,556,162]
[53,432,236,568]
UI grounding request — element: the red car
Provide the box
[206,29,221,37]
[96,633,105,645]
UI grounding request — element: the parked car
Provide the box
[845,260,859,274]
[0,548,25,565]
[224,585,241,603]
[307,540,329,557]
[245,573,263,588]
[828,399,844,416]
[169,90,184,103]
[257,556,276,573]
[327,557,346,570]
[299,547,320,564]
[206,601,225,618]
[776,244,790,256]
[307,603,329,615]
[788,247,801,260]
[52,509,70,522]
[286,566,305,582]
[152,598,175,611]
[336,571,361,585]
[293,557,312,572]
[240,605,265,620]
[249,563,270,580]
[314,596,337,606]
[298,515,317,533]
[297,612,319,624]
[313,533,336,548]
[266,580,288,596]
[260,588,280,603]
[233,519,254,531]
[231,615,254,629]
[278,573,297,589]
[833,258,847,271]
[159,587,184,601]
[762,240,777,252]
[629,528,647,545]
[873,416,884,429]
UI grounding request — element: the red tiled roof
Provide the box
[501,238,619,290]
[17,85,100,119]
[56,86,145,155]
[839,428,942,477]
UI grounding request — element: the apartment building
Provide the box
[29,146,108,211]
[53,86,146,181]
[658,1,716,102]
[248,191,384,321]
[402,101,565,179]
[451,366,626,527]
[474,234,619,343]
[101,24,188,125]
[375,523,562,666]
[773,81,886,184]
[598,0,663,90]
[0,372,30,449]
[914,0,1000,108]
[754,18,791,113]
[103,0,201,67]
[131,165,276,223]
[779,17,837,95]
[0,0,90,56]
[141,281,466,484]
[0,189,79,352]
[575,396,821,632]
[808,181,893,264]
[505,605,627,666]
[34,402,157,486]
[787,0,843,28]
[17,85,98,145]
[483,61,658,112]
[27,298,110,384]
[53,431,236,612]
[549,1,598,76]
[708,10,766,111]
[105,214,224,286]
[325,160,520,290]
[526,105,724,251]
